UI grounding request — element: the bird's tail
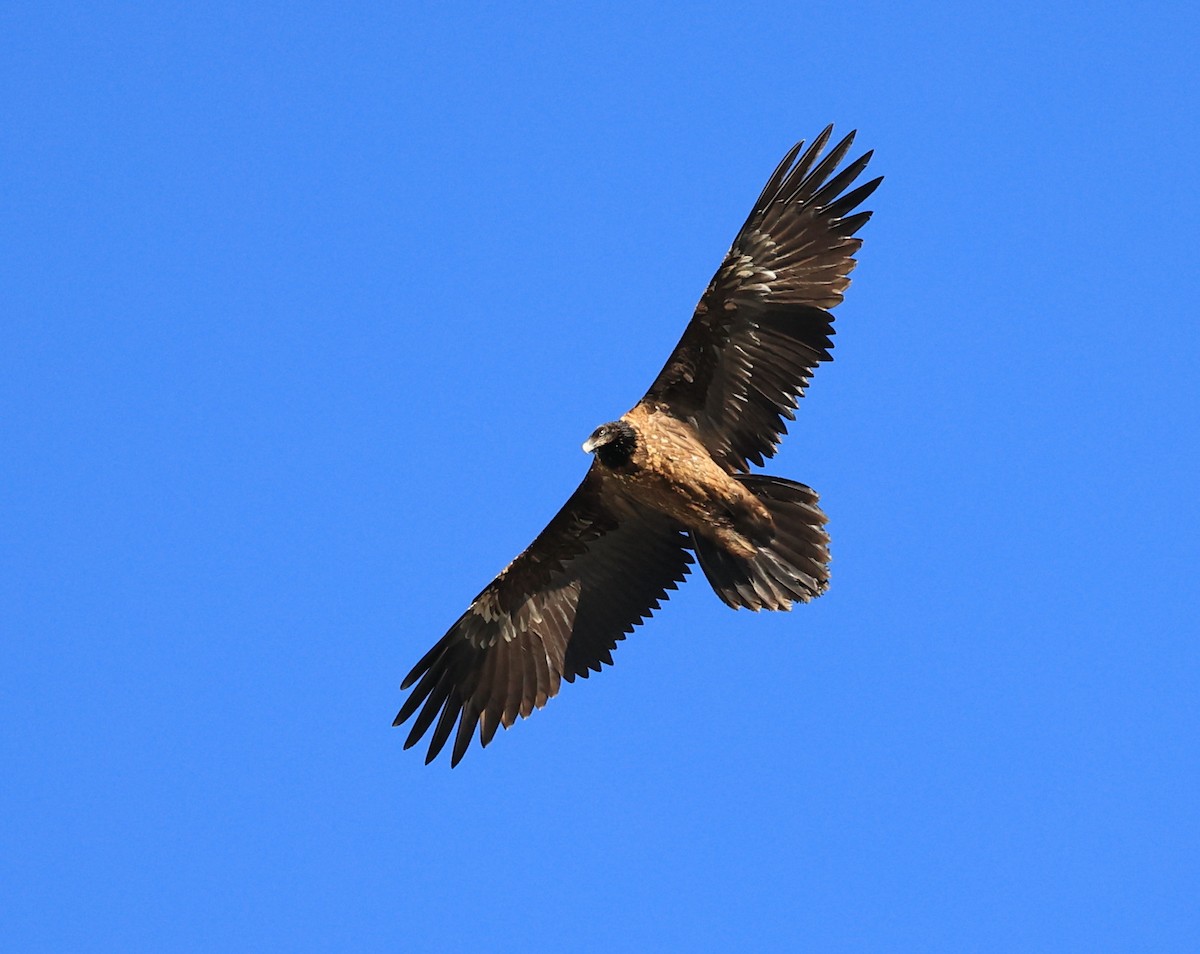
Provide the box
[691,475,830,611]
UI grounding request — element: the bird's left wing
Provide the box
[640,126,881,471]
[394,465,693,766]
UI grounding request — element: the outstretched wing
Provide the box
[641,126,882,472]
[394,466,693,766]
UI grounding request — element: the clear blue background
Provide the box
[4,2,1198,950]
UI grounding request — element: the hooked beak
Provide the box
[582,436,597,454]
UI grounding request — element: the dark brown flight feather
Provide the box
[395,469,693,766]
[643,126,881,472]
[395,127,880,765]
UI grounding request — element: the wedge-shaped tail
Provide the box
[692,475,830,611]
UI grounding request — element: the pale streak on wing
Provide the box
[642,126,882,471]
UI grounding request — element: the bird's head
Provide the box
[582,420,638,469]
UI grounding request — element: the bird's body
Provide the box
[395,126,882,765]
[592,406,773,559]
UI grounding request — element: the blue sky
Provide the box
[4,2,1198,950]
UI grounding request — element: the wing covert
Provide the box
[394,466,693,766]
[642,126,881,471]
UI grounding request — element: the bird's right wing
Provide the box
[394,464,693,766]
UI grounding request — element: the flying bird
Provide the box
[395,126,881,765]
